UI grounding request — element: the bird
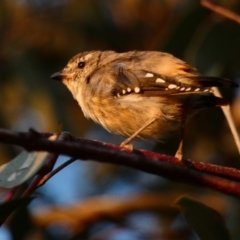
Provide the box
[51,50,238,159]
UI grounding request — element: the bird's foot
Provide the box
[120,142,133,152]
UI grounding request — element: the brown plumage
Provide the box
[51,50,238,148]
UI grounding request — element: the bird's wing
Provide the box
[110,64,238,97]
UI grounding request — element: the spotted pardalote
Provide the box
[51,50,238,154]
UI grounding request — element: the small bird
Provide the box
[51,50,238,158]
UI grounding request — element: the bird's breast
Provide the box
[77,93,183,140]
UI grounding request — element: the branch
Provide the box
[31,193,226,234]
[201,0,240,24]
[0,128,240,198]
[213,87,240,155]
[37,157,77,187]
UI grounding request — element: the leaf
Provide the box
[175,196,230,240]
[0,197,33,226]
[0,151,48,188]
[0,135,57,188]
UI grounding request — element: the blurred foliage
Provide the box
[0,0,240,239]
[175,196,230,240]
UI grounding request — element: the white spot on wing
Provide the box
[194,88,200,91]
[145,73,154,77]
[180,87,185,91]
[127,88,131,92]
[156,78,165,83]
[134,87,140,93]
[186,87,191,91]
[122,90,126,94]
[168,84,177,89]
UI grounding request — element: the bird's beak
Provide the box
[51,71,65,81]
[51,71,75,82]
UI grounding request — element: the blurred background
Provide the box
[0,0,240,239]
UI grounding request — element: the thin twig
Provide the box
[213,87,240,155]
[201,0,240,24]
[37,157,77,187]
[22,174,45,197]
[196,1,240,155]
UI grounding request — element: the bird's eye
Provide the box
[78,61,85,68]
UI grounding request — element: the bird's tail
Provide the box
[190,76,238,88]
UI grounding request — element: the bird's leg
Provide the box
[175,139,184,161]
[120,116,159,150]
[175,107,188,161]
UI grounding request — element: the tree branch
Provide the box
[0,128,240,198]
[201,0,240,24]
[37,157,77,187]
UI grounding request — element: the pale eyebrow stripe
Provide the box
[84,52,93,61]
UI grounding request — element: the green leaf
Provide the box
[0,134,58,188]
[175,196,230,240]
[0,151,49,188]
[0,197,33,226]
